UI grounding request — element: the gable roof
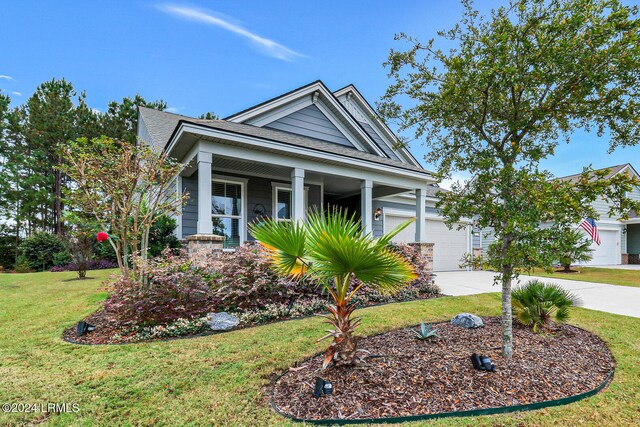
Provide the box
[224,80,394,158]
[138,106,432,175]
[556,163,639,184]
[333,84,422,167]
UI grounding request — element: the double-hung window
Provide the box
[212,180,244,248]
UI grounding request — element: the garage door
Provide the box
[579,229,620,266]
[384,214,469,271]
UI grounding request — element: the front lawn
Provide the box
[527,267,640,288]
[0,271,638,426]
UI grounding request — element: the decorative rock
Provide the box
[451,313,484,329]
[207,312,239,331]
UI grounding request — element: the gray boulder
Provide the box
[451,313,484,329]
[207,312,240,331]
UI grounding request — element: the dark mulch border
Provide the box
[270,317,615,424]
[62,293,444,346]
[271,370,613,425]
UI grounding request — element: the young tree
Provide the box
[554,228,593,272]
[59,137,187,281]
[251,210,416,368]
[380,0,640,357]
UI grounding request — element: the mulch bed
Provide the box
[272,317,614,421]
[62,293,443,345]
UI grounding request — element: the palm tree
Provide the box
[512,280,583,332]
[250,208,416,368]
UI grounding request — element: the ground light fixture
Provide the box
[313,377,333,398]
[471,353,495,372]
[76,321,95,336]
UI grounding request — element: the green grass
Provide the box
[0,271,638,426]
[527,267,640,288]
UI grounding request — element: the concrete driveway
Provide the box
[435,270,640,318]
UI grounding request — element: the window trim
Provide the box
[212,175,248,246]
[271,183,308,221]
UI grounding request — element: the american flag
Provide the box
[579,218,601,245]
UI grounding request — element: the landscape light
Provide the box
[76,321,95,336]
[471,353,495,372]
[313,377,333,398]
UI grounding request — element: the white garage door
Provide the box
[384,214,469,271]
[580,229,620,266]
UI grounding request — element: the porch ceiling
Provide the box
[186,154,412,198]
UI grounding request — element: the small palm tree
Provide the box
[512,280,582,333]
[250,208,416,368]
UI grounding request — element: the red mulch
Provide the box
[272,317,614,421]
[63,294,443,345]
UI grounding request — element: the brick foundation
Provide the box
[186,234,225,266]
[622,253,629,265]
[628,254,640,265]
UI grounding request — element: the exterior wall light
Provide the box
[374,208,382,221]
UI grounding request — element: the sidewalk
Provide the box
[435,270,640,318]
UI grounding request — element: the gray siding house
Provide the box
[474,164,640,265]
[138,81,472,271]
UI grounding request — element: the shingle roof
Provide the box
[138,106,432,175]
[555,164,634,183]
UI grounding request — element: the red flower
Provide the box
[96,232,109,242]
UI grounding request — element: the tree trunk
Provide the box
[500,231,514,359]
[501,273,513,359]
[54,168,62,236]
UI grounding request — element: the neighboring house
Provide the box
[137,80,472,271]
[474,164,640,265]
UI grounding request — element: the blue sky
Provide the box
[2,1,638,184]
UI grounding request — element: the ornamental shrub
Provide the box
[512,280,582,332]
[102,250,214,327]
[208,244,321,311]
[18,232,68,271]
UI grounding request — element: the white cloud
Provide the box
[157,4,304,61]
[10,91,22,96]
[0,75,15,81]
[165,107,179,113]
[438,172,471,190]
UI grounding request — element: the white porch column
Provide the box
[196,151,213,234]
[361,179,373,234]
[415,186,426,242]
[291,168,305,221]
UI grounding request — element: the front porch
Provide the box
[178,148,432,247]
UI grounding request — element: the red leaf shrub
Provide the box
[207,244,320,311]
[102,250,214,327]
